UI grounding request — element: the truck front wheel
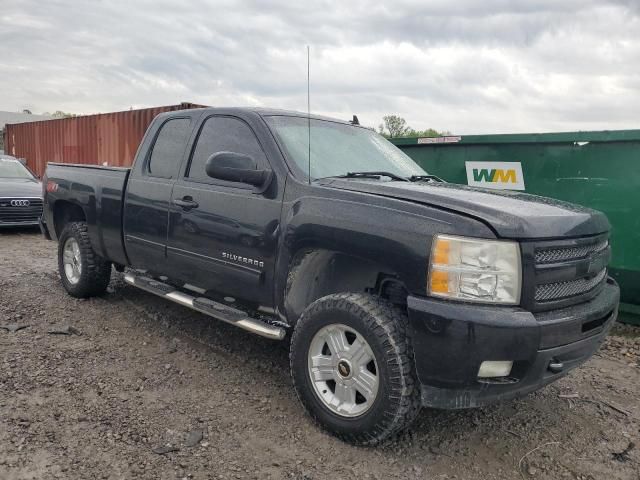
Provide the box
[290,293,421,445]
[58,222,112,298]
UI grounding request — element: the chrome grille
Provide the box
[535,239,608,264]
[0,198,43,224]
[535,268,607,302]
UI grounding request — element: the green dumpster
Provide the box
[391,130,640,324]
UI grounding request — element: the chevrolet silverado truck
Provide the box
[41,107,620,445]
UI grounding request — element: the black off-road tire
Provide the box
[58,222,112,298]
[290,293,421,445]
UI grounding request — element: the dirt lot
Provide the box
[1,229,639,480]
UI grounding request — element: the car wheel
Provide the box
[290,293,421,445]
[58,222,112,298]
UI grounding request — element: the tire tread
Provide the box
[58,222,111,298]
[290,293,421,446]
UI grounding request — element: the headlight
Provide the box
[427,234,521,305]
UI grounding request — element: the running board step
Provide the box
[123,273,286,340]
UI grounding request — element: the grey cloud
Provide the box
[1,0,639,133]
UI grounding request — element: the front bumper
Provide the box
[407,277,619,409]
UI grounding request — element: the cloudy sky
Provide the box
[1,0,639,133]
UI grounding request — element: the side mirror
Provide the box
[205,152,271,187]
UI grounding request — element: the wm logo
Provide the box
[466,162,525,190]
[472,168,517,183]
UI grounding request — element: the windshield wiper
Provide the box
[316,171,440,183]
[323,171,410,182]
[408,174,445,183]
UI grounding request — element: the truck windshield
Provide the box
[0,158,35,179]
[265,116,427,181]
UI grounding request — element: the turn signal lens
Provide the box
[429,270,450,293]
[433,239,450,265]
[427,235,521,305]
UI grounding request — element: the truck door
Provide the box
[166,115,282,307]
[123,116,193,272]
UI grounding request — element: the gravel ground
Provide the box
[1,228,639,480]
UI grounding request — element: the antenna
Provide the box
[307,45,311,185]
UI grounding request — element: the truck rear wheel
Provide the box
[290,293,421,445]
[58,222,112,298]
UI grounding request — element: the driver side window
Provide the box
[187,116,267,184]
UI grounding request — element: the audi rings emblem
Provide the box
[10,199,30,207]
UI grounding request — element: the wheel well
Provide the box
[53,201,86,238]
[283,249,408,324]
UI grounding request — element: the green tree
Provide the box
[378,115,446,139]
[406,128,442,138]
[52,110,76,118]
[378,115,411,138]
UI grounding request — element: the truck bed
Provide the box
[43,163,130,266]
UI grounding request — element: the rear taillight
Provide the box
[46,180,58,193]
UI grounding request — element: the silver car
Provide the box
[0,155,43,228]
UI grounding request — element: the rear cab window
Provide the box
[147,118,192,179]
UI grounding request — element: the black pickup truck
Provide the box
[41,107,619,445]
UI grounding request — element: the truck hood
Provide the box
[322,179,609,239]
[0,178,42,198]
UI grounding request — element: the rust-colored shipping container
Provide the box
[3,102,205,177]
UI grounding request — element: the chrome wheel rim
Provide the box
[63,238,82,285]
[307,323,379,417]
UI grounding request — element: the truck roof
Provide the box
[158,107,354,125]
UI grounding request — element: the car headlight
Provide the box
[427,234,521,305]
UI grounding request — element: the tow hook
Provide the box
[548,359,564,374]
